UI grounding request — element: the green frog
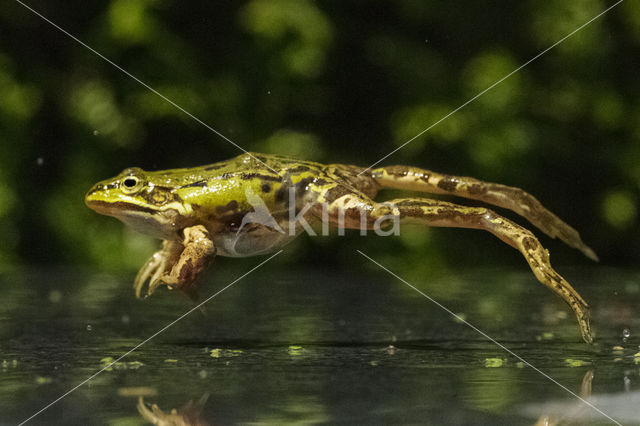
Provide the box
[85,152,598,343]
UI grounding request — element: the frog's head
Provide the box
[85,167,192,238]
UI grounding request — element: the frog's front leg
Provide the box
[135,225,216,299]
[135,240,182,298]
[157,225,216,299]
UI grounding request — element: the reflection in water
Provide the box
[132,371,609,425]
[525,369,640,425]
[525,387,640,425]
[533,370,593,426]
[135,393,332,425]
[137,394,210,426]
[2,268,640,424]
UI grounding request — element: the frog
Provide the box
[85,152,598,343]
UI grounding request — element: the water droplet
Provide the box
[93,130,100,136]
[623,328,631,338]
[86,324,92,331]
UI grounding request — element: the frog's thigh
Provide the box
[371,166,597,261]
[159,225,216,290]
[318,190,382,228]
[354,196,591,343]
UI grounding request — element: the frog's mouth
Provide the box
[85,200,157,217]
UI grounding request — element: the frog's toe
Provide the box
[146,277,163,297]
[135,253,167,299]
[135,274,155,299]
[134,262,154,299]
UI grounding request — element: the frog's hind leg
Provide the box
[371,166,597,261]
[395,198,592,343]
[320,193,592,343]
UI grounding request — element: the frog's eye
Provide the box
[121,176,143,193]
[123,177,138,188]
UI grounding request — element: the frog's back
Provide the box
[201,153,378,199]
[232,153,377,196]
[189,153,322,177]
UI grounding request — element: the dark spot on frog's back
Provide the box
[251,154,268,163]
[437,176,458,192]
[286,165,311,174]
[204,163,226,171]
[261,183,271,193]
[240,172,282,182]
[181,180,207,188]
[275,184,287,203]
[295,177,314,190]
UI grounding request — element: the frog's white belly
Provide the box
[213,220,308,257]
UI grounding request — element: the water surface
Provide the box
[1,265,639,425]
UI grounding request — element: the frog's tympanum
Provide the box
[86,153,597,343]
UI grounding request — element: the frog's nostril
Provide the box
[85,185,101,200]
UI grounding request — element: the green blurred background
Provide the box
[1,0,638,279]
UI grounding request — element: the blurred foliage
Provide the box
[1,4,639,423]
[0,0,638,276]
